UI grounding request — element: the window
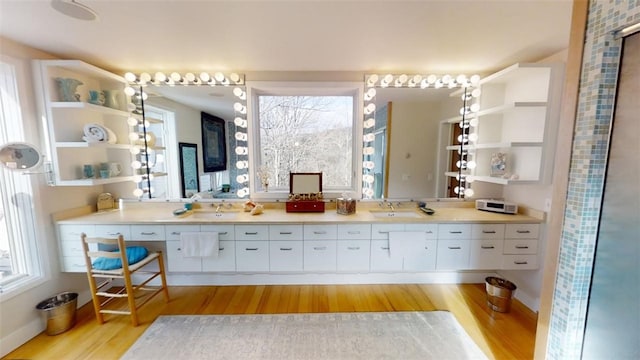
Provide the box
[250,83,362,197]
[0,58,42,294]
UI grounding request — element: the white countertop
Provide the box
[56,202,543,225]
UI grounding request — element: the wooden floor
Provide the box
[3,284,537,360]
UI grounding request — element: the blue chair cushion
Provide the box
[92,246,149,270]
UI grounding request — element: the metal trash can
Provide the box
[35,292,78,335]
[485,277,517,313]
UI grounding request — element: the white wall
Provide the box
[0,37,94,357]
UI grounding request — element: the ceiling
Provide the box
[0,0,573,118]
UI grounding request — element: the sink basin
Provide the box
[369,211,423,219]
[190,211,239,220]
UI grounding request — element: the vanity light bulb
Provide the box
[470,75,481,85]
[236,174,249,183]
[363,147,375,155]
[154,72,166,82]
[124,72,137,82]
[234,102,247,114]
[456,74,467,84]
[130,145,142,155]
[363,174,374,184]
[234,117,248,128]
[214,72,225,82]
[140,73,151,84]
[127,117,139,127]
[470,103,480,112]
[363,187,374,198]
[200,72,211,82]
[185,73,196,82]
[129,132,141,141]
[471,88,481,98]
[454,186,461,195]
[233,87,244,98]
[141,92,148,101]
[124,86,136,96]
[236,160,248,169]
[382,74,393,84]
[467,160,477,169]
[442,75,452,84]
[464,188,475,197]
[230,73,240,83]
[434,80,444,89]
[133,188,144,197]
[235,132,247,141]
[364,119,375,128]
[133,175,143,183]
[366,74,379,87]
[170,72,182,82]
[366,103,376,113]
[131,160,142,169]
[466,175,475,183]
[363,133,375,142]
[235,147,248,155]
[468,133,478,142]
[363,161,375,169]
[425,75,436,84]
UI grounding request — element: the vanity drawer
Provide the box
[469,239,504,269]
[438,224,471,240]
[336,240,370,272]
[94,225,131,239]
[58,224,95,241]
[303,240,337,271]
[269,241,303,271]
[61,256,88,272]
[200,225,235,240]
[337,224,371,240]
[502,254,538,270]
[60,238,96,256]
[436,239,471,270]
[235,241,269,271]
[269,224,303,241]
[371,224,405,239]
[235,225,268,241]
[130,225,165,241]
[370,239,403,272]
[165,225,201,241]
[471,224,505,239]
[505,224,539,239]
[304,224,337,240]
[166,240,202,272]
[404,224,438,239]
[504,239,538,254]
[201,241,236,272]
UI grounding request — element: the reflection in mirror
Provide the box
[362,74,480,200]
[0,142,43,170]
[125,72,246,200]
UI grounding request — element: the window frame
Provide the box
[246,81,363,200]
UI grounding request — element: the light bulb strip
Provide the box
[365,73,480,89]
[124,71,245,86]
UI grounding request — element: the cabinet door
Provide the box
[235,241,269,272]
[370,239,403,272]
[58,224,95,272]
[200,225,235,240]
[269,241,303,272]
[505,224,539,239]
[269,224,303,241]
[469,239,504,269]
[94,224,131,239]
[336,240,370,272]
[166,240,202,272]
[130,225,165,241]
[337,224,371,240]
[303,240,337,271]
[436,239,471,270]
[502,254,538,270]
[235,225,268,241]
[404,223,438,239]
[471,224,505,239]
[202,240,236,272]
[403,239,437,271]
[504,239,538,254]
[438,224,471,240]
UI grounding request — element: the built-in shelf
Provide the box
[51,101,130,117]
[55,141,132,149]
[56,175,136,187]
[446,142,544,151]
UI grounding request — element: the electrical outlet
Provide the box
[544,198,552,212]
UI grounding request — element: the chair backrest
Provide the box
[81,233,131,272]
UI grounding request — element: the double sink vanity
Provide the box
[55,201,542,285]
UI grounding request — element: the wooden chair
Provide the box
[80,233,169,326]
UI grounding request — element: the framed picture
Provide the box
[490,152,507,177]
[201,112,227,172]
[179,142,199,198]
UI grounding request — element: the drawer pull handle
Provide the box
[171,232,181,235]
[381,246,390,250]
[245,232,258,235]
[448,246,461,250]
[313,246,327,251]
[279,247,293,251]
[449,231,462,234]
[514,261,528,265]
[141,232,156,235]
[177,248,181,251]
[378,231,390,234]
[279,231,293,235]
[482,231,496,234]
[313,231,327,235]
[515,245,530,249]
[107,232,121,236]
[245,248,259,251]
[426,231,433,234]
[347,246,361,250]
[219,247,225,251]
[481,246,495,249]
[424,246,429,250]
[347,231,361,234]
[516,230,531,234]
[220,232,228,235]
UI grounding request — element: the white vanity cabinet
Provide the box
[502,224,540,270]
[166,225,202,272]
[57,224,96,272]
[235,225,270,272]
[436,224,471,270]
[33,60,134,186]
[469,224,505,269]
[269,225,303,272]
[370,224,438,272]
[303,225,337,272]
[336,224,371,272]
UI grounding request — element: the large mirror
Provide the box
[135,74,469,201]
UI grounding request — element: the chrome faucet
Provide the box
[215,204,222,213]
[387,202,395,212]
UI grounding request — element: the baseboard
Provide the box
[164,271,499,286]
[513,289,539,312]
[0,317,42,358]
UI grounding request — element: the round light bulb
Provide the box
[131,160,142,169]
[464,188,475,197]
[467,160,477,169]
[133,188,144,197]
[427,75,437,84]
[130,145,141,155]
[128,117,139,126]
[140,73,151,84]
[470,103,480,112]
[124,86,136,97]
[133,175,143,183]
[154,72,166,82]
[456,74,467,84]
[200,72,211,82]
[236,160,248,169]
[170,72,181,82]
[235,132,247,141]
[367,74,379,87]
[129,132,141,141]
[470,75,481,85]
[124,72,137,82]
[185,73,196,82]
[364,119,375,128]
[468,133,478,142]
[235,147,248,155]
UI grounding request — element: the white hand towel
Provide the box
[180,232,219,258]
[83,123,108,142]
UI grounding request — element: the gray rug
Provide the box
[120,312,487,360]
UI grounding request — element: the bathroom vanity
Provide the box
[55,202,542,285]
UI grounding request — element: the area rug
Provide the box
[120,311,487,360]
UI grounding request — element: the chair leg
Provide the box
[86,273,104,324]
[157,251,170,302]
[122,269,139,326]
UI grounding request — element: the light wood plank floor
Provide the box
[3,284,537,360]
